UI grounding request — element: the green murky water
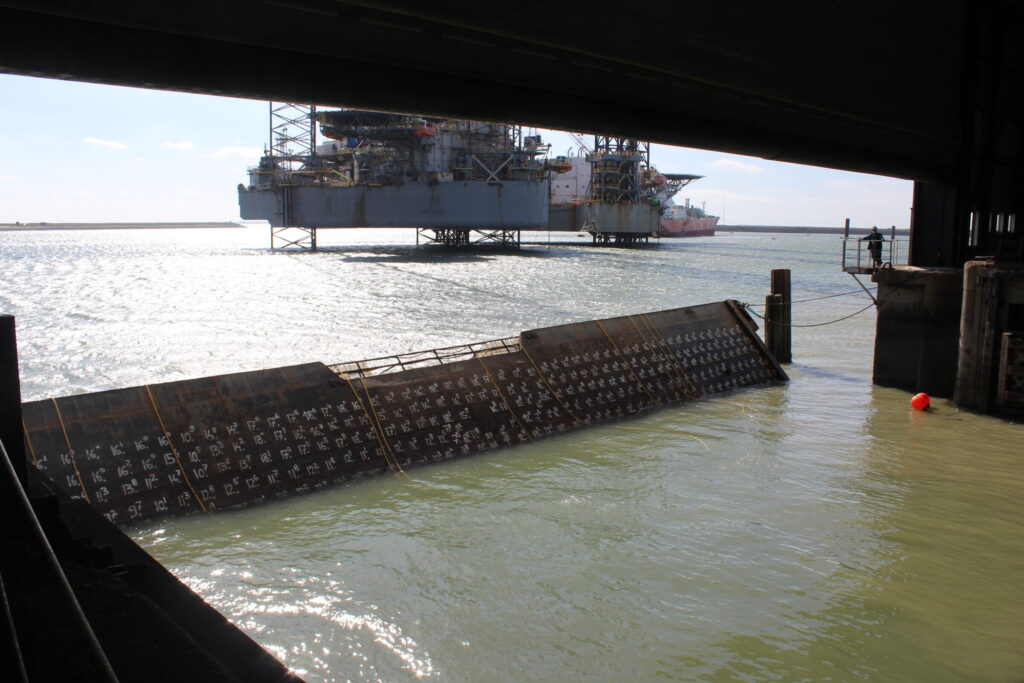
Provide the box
[4,227,1021,681]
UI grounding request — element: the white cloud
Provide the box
[866,177,904,189]
[825,180,858,189]
[710,158,764,174]
[82,137,128,150]
[162,140,194,150]
[203,145,262,159]
[0,173,20,181]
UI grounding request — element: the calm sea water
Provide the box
[2,226,1022,682]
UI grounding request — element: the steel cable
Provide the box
[745,287,877,306]
[742,301,877,328]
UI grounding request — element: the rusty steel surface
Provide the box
[22,363,388,524]
[23,302,785,525]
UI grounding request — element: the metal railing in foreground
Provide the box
[0,437,119,682]
[330,335,522,378]
[840,237,908,273]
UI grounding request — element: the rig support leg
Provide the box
[270,226,317,250]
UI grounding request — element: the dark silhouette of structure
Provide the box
[0,1,1021,678]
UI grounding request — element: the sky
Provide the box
[0,74,913,227]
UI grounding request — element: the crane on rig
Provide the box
[568,132,592,155]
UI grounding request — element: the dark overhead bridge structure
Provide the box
[1,0,1021,266]
[0,2,1021,393]
[0,3,1023,679]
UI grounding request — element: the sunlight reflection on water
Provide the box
[6,227,1023,681]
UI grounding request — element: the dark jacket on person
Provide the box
[861,230,884,251]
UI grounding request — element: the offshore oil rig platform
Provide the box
[238,104,703,248]
[547,137,704,244]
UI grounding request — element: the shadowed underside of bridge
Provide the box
[0,0,1020,261]
[0,4,1023,678]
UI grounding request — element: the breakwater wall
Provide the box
[0,222,243,231]
[22,301,786,525]
[719,225,910,236]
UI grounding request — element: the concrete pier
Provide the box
[872,261,1024,418]
[955,260,1024,415]
[871,267,963,398]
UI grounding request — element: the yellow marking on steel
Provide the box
[144,385,208,513]
[49,397,91,503]
[594,319,659,405]
[476,354,533,441]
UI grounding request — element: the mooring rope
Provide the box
[49,398,91,503]
[745,287,878,306]
[742,301,876,328]
[741,270,922,324]
[144,385,208,513]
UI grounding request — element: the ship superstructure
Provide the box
[652,172,720,237]
[547,140,715,244]
[548,137,665,245]
[239,105,551,248]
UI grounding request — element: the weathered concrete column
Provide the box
[871,266,963,397]
[955,260,1024,414]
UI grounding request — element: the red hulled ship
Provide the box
[660,198,719,237]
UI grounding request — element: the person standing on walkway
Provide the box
[861,226,885,267]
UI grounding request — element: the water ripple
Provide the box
[7,228,1023,681]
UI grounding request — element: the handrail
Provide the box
[0,572,28,683]
[841,237,907,273]
[0,438,119,682]
[330,335,521,378]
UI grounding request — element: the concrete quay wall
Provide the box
[872,267,963,398]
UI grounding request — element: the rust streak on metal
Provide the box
[144,384,208,513]
[50,397,91,503]
[594,319,659,406]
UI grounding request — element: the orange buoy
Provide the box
[910,392,930,411]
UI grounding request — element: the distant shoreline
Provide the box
[0,222,244,231]
[718,224,909,235]
[1,222,910,236]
